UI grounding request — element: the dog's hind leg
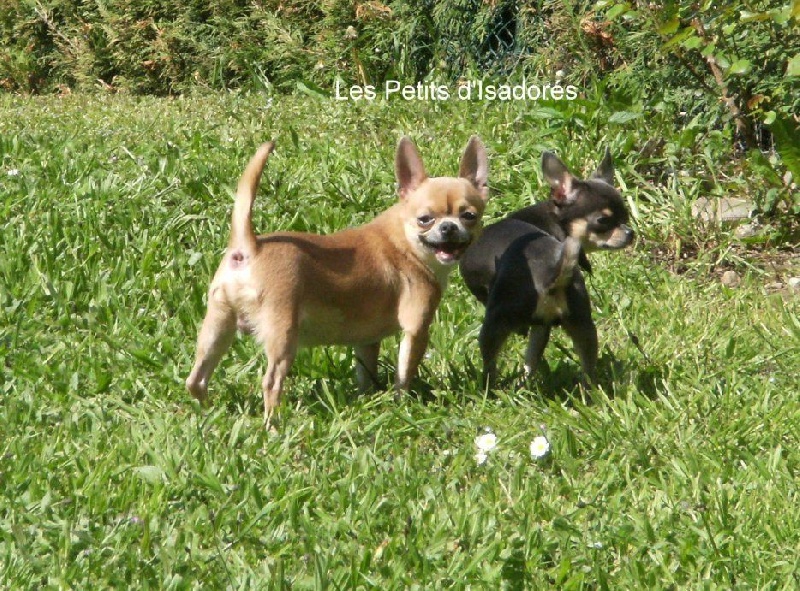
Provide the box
[186,294,238,405]
[259,323,298,430]
[479,311,516,388]
[524,324,551,377]
[355,342,381,393]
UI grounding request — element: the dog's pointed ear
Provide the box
[592,148,615,185]
[459,136,489,202]
[395,136,428,200]
[542,151,575,205]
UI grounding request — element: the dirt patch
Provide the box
[644,236,799,296]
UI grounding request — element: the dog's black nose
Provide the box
[440,221,458,238]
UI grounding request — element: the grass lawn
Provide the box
[1,92,798,589]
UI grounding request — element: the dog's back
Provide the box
[508,201,566,240]
[460,219,550,304]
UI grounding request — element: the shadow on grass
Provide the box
[500,538,528,591]
[424,344,668,407]
[209,341,668,422]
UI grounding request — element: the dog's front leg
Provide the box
[395,328,430,393]
[395,289,439,394]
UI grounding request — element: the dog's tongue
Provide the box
[435,243,465,264]
[436,250,457,263]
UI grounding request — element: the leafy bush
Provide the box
[591,0,799,215]
[0,0,526,94]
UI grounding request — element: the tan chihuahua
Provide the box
[186,136,489,426]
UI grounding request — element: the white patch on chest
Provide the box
[535,290,568,323]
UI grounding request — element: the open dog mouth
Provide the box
[419,236,471,264]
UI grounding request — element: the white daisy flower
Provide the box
[7,169,20,177]
[475,431,497,453]
[530,435,550,459]
[474,429,497,465]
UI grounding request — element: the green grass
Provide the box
[1,92,798,589]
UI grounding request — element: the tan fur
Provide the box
[568,217,632,252]
[186,137,489,427]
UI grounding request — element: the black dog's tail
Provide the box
[549,237,581,290]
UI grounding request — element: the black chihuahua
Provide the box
[459,150,634,385]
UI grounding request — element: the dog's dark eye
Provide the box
[460,211,478,222]
[417,215,435,228]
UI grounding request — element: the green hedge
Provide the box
[0,0,537,94]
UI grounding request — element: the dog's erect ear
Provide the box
[542,151,576,205]
[592,148,615,185]
[459,136,489,202]
[396,136,428,200]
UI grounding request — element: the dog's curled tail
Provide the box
[550,237,581,290]
[230,141,276,252]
